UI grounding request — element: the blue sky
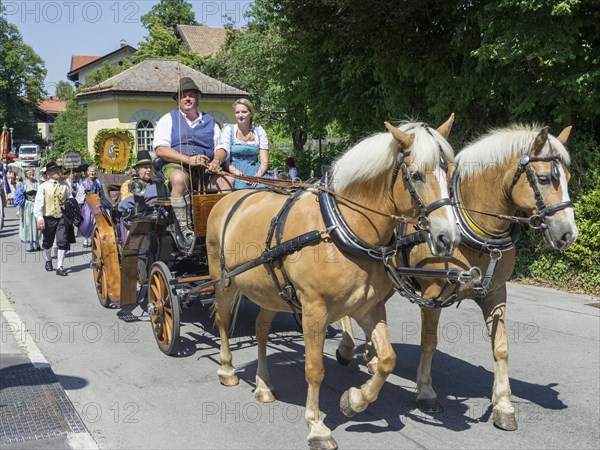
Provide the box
[4,1,251,93]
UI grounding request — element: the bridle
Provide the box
[507,152,573,230]
[390,148,452,231]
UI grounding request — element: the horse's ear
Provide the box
[384,122,414,150]
[436,113,455,138]
[532,127,549,156]
[556,126,572,145]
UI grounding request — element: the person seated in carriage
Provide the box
[152,77,229,250]
[118,150,158,214]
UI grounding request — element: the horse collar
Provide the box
[451,168,520,253]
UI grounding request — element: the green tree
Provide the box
[0,5,46,143]
[134,20,203,67]
[50,98,87,158]
[140,0,199,31]
[55,81,74,100]
[202,26,285,127]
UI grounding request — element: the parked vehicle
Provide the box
[18,144,42,166]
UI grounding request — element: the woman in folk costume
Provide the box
[77,165,103,247]
[14,167,42,251]
[221,98,270,190]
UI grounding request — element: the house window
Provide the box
[136,120,154,152]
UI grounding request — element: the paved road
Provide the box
[1,205,599,449]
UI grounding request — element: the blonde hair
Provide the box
[232,98,256,141]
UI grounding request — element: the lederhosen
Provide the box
[41,180,70,251]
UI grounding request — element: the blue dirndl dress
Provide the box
[230,126,266,190]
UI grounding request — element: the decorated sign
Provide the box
[93,128,135,173]
[63,151,82,169]
[0,126,8,163]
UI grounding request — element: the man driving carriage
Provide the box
[153,77,229,250]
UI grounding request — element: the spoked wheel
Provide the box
[148,261,180,355]
[91,227,111,307]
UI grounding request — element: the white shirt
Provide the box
[33,179,72,222]
[221,125,269,154]
[152,109,227,157]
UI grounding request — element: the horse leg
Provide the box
[255,307,277,403]
[336,316,379,373]
[303,309,337,450]
[340,303,396,417]
[481,287,517,430]
[416,306,443,413]
[336,316,356,366]
[214,288,239,386]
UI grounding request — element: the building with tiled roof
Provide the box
[175,25,229,57]
[35,97,68,145]
[67,41,136,86]
[76,58,248,156]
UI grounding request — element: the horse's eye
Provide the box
[536,174,550,185]
[411,171,424,182]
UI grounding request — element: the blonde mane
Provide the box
[456,124,571,178]
[331,122,455,192]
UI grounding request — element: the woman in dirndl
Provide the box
[14,167,42,251]
[222,98,269,190]
[77,165,103,247]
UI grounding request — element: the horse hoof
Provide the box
[417,398,444,414]
[493,409,518,431]
[308,436,338,450]
[339,390,356,417]
[219,374,239,386]
[336,349,351,366]
[255,390,276,403]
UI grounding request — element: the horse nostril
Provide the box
[562,232,572,244]
[437,234,450,248]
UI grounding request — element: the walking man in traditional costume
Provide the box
[33,162,71,276]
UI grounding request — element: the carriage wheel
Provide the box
[148,261,181,355]
[91,227,111,308]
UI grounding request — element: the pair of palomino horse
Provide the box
[205,115,577,449]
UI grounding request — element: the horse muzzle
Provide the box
[428,217,461,257]
[543,218,578,250]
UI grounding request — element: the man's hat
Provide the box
[133,150,153,168]
[44,161,62,173]
[173,77,201,101]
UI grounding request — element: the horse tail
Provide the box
[209,288,245,335]
[229,289,244,335]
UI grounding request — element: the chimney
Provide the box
[120,39,126,48]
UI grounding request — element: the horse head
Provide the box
[507,126,578,250]
[385,115,460,257]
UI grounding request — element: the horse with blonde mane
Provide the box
[336,124,578,432]
[206,116,460,449]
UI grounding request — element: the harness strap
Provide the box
[263,189,307,317]
[219,190,263,289]
[318,187,396,260]
[473,249,502,298]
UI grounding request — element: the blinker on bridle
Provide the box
[391,148,452,231]
[508,152,572,229]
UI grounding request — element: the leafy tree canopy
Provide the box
[140,0,199,31]
[55,81,74,100]
[134,20,203,67]
[0,5,46,144]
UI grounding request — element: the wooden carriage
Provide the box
[89,171,228,355]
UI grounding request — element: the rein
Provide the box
[215,169,423,224]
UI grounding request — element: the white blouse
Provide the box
[221,125,269,154]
